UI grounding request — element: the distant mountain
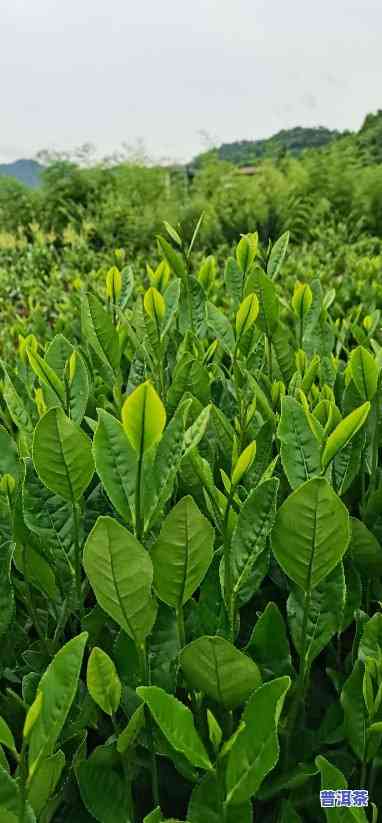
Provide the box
[2,111,381,189]
[0,159,43,188]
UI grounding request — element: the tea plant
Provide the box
[0,221,381,822]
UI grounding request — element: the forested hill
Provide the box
[202,126,342,166]
[193,110,382,167]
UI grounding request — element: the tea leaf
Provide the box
[137,686,212,770]
[271,477,350,591]
[33,407,94,501]
[28,633,88,777]
[83,516,157,644]
[226,676,290,804]
[180,636,261,709]
[87,647,121,716]
[151,496,214,609]
[122,381,166,453]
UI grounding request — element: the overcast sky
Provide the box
[1,0,381,163]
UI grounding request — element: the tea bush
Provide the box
[0,222,381,822]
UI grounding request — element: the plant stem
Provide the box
[183,247,194,333]
[284,586,311,768]
[18,741,27,823]
[112,714,136,823]
[365,578,371,614]
[176,606,186,650]
[52,599,68,650]
[361,468,366,510]
[360,760,367,789]
[336,632,342,670]
[72,502,83,623]
[368,758,378,796]
[223,489,235,640]
[299,302,304,349]
[139,642,159,807]
[22,544,51,656]
[224,710,233,740]
[267,337,273,382]
[216,757,228,823]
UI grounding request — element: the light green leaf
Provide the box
[180,636,261,709]
[14,543,58,602]
[0,542,14,640]
[287,563,346,670]
[151,496,214,609]
[33,407,94,501]
[267,231,290,280]
[206,302,235,355]
[162,278,181,338]
[93,409,137,524]
[157,235,186,279]
[236,235,256,275]
[183,404,211,457]
[144,808,163,823]
[246,602,292,680]
[0,427,20,479]
[350,346,379,401]
[349,517,382,576]
[44,333,73,374]
[188,773,252,823]
[137,686,212,770]
[87,647,121,716]
[272,322,295,383]
[226,676,290,804]
[28,633,88,777]
[2,370,34,435]
[230,479,279,600]
[258,761,318,801]
[206,709,222,753]
[144,399,192,530]
[122,381,166,453]
[82,293,120,375]
[23,693,43,741]
[167,356,210,413]
[27,750,65,817]
[292,283,313,317]
[0,718,16,756]
[231,441,256,487]
[235,293,259,339]
[333,428,364,495]
[83,516,157,644]
[0,767,36,822]
[78,745,132,823]
[224,257,243,306]
[117,704,145,754]
[64,350,90,424]
[253,269,279,336]
[278,397,321,489]
[358,613,382,666]
[271,477,350,591]
[321,402,370,470]
[22,459,74,557]
[340,661,368,761]
[26,348,66,409]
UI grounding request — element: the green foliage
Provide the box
[0,188,382,822]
